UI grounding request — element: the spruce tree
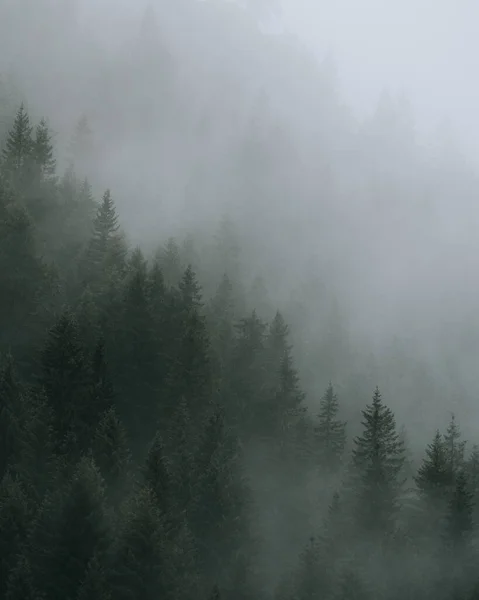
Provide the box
[5,555,37,600]
[76,555,112,600]
[159,237,182,287]
[315,383,346,471]
[39,311,90,456]
[415,430,450,508]
[144,431,172,518]
[349,387,405,535]
[107,486,170,600]
[91,407,131,496]
[0,474,32,598]
[2,103,33,183]
[32,118,56,180]
[28,457,111,600]
[443,414,466,482]
[444,469,474,548]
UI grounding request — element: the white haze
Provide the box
[2,0,479,449]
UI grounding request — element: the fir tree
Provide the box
[443,414,466,482]
[315,383,346,471]
[349,387,405,535]
[144,431,172,517]
[5,555,37,600]
[2,103,33,182]
[444,470,474,548]
[107,486,170,600]
[415,430,450,508]
[159,237,182,287]
[91,407,131,495]
[32,118,56,180]
[28,457,111,600]
[39,311,90,456]
[76,555,112,600]
[0,474,32,598]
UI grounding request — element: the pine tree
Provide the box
[444,469,474,548]
[349,387,405,535]
[84,189,121,283]
[190,404,252,578]
[39,311,90,456]
[228,310,267,435]
[32,118,56,180]
[2,103,33,183]
[107,486,170,600]
[293,536,327,600]
[144,431,172,517]
[207,273,235,374]
[443,414,466,482]
[76,555,112,600]
[415,430,451,508]
[5,555,37,600]
[0,357,23,479]
[0,474,32,598]
[89,338,115,419]
[28,457,111,600]
[91,407,131,496]
[159,237,182,287]
[315,383,346,471]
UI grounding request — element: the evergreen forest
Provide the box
[1,1,479,599]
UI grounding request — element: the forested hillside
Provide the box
[2,1,479,599]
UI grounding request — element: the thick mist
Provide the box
[1,0,478,443]
[2,1,479,596]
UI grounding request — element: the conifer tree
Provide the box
[0,357,23,479]
[444,414,466,482]
[444,470,474,548]
[228,310,267,434]
[207,273,235,374]
[159,237,182,287]
[349,387,405,535]
[415,430,450,508]
[5,555,37,600]
[76,555,112,600]
[107,486,170,600]
[32,118,56,180]
[39,311,90,456]
[293,536,327,600]
[144,431,172,518]
[315,383,346,471]
[27,457,111,600]
[0,474,32,598]
[91,407,131,495]
[2,103,33,183]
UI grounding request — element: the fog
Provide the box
[2,1,479,596]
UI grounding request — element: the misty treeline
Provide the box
[2,1,479,600]
[2,99,479,600]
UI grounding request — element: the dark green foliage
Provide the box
[0,474,32,598]
[443,414,466,480]
[349,387,405,535]
[159,237,182,287]
[32,118,56,180]
[444,470,474,547]
[27,457,110,600]
[415,430,451,508]
[107,486,169,600]
[91,407,131,494]
[76,556,112,600]
[2,103,33,185]
[39,311,91,456]
[144,431,172,517]
[315,383,347,471]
